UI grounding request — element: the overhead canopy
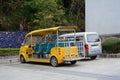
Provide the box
[25,26,77,37]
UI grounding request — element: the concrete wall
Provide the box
[85,0,120,35]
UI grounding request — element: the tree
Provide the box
[0,0,85,31]
[57,0,85,31]
[0,0,25,31]
[0,0,64,31]
[25,0,64,29]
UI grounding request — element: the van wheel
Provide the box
[71,61,77,64]
[20,55,26,63]
[50,57,58,67]
[90,56,97,60]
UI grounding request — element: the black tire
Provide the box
[71,61,77,64]
[20,55,26,63]
[90,56,97,60]
[50,57,58,67]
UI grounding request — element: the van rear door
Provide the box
[86,34,102,56]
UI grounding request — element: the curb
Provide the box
[99,53,120,58]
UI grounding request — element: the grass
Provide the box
[0,48,19,56]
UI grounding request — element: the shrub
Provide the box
[0,48,19,56]
[102,37,120,53]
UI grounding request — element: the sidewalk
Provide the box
[0,55,19,64]
[99,53,120,58]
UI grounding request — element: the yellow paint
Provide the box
[19,46,78,64]
[50,46,78,64]
[19,26,79,65]
[25,26,77,37]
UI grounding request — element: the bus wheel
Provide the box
[71,61,77,64]
[90,56,97,60]
[20,55,26,63]
[50,57,58,67]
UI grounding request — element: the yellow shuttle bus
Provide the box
[19,26,82,67]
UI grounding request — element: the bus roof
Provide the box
[25,26,77,37]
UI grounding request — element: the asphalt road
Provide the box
[0,57,120,80]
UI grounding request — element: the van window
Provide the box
[87,34,100,43]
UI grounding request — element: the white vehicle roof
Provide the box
[59,32,98,37]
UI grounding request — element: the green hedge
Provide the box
[0,48,19,56]
[102,37,120,53]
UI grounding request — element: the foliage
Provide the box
[26,0,65,28]
[0,48,19,56]
[57,0,85,31]
[0,0,24,31]
[102,37,120,53]
[0,0,85,31]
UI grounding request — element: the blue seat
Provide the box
[35,43,47,54]
[70,42,75,46]
[44,41,56,54]
[34,44,41,54]
[58,43,64,47]
[41,43,47,52]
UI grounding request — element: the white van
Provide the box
[59,32,102,60]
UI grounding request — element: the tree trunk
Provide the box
[20,23,24,31]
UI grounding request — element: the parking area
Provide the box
[0,57,120,80]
